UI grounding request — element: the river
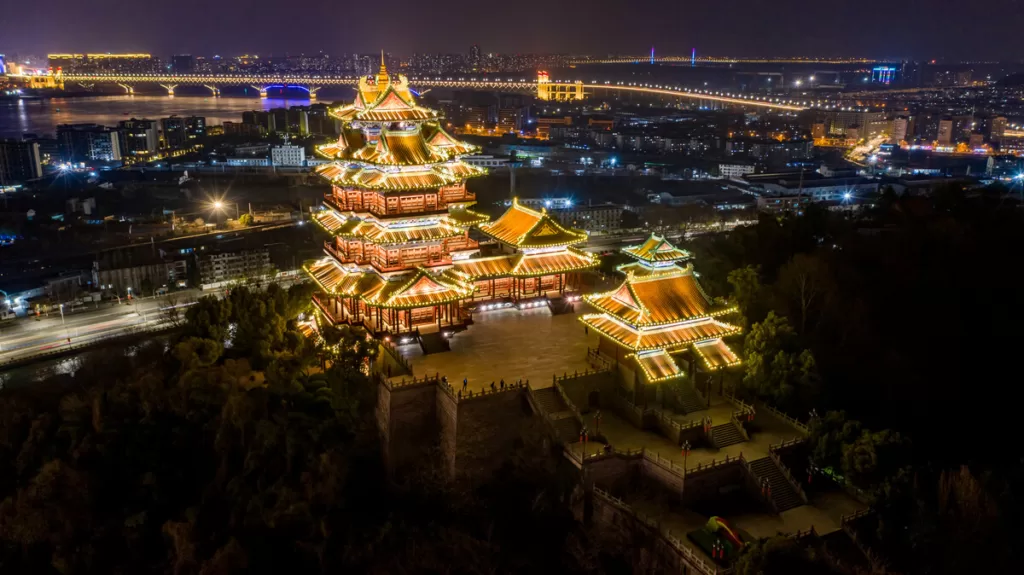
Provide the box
[0,93,329,138]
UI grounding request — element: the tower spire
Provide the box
[376,49,389,85]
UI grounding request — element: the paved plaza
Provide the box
[391,305,597,393]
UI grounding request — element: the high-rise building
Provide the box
[990,116,1007,142]
[891,116,910,142]
[496,107,523,133]
[118,118,159,156]
[463,105,491,131]
[171,54,193,73]
[937,118,954,145]
[57,124,122,162]
[242,111,276,133]
[160,116,188,149]
[0,139,43,184]
[48,53,158,74]
[185,116,206,139]
[469,44,481,69]
[823,110,887,137]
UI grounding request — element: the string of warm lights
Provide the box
[580,313,742,353]
[693,340,743,371]
[626,351,687,383]
[479,197,589,248]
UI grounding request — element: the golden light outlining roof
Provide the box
[579,313,741,353]
[329,56,439,123]
[314,160,485,191]
[621,234,692,265]
[694,339,742,371]
[363,267,474,309]
[449,246,598,280]
[629,350,686,383]
[585,264,733,328]
[581,234,743,378]
[478,197,589,248]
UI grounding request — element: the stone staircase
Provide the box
[418,332,450,355]
[710,421,746,448]
[675,385,706,414]
[554,416,583,442]
[533,387,567,413]
[533,388,582,444]
[750,456,804,512]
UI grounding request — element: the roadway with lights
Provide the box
[58,73,813,110]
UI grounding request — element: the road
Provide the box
[0,275,306,367]
[0,296,183,365]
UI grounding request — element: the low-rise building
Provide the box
[198,248,271,285]
[271,144,306,167]
[719,162,756,179]
[462,154,509,168]
[551,203,624,234]
[93,259,188,295]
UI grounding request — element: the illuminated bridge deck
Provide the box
[57,73,813,110]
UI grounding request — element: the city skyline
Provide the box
[3,0,1024,61]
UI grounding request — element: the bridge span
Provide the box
[56,72,811,110]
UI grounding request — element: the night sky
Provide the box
[2,0,1022,60]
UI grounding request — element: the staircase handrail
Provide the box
[380,338,414,375]
[740,453,781,514]
[769,450,809,504]
[729,412,751,441]
[554,381,586,424]
[641,449,687,477]
[593,488,722,575]
[769,437,807,452]
[723,386,754,413]
[585,346,614,370]
[456,379,527,403]
[757,401,810,435]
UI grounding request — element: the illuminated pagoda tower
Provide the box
[305,55,492,335]
[580,234,741,394]
[446,198,599,304]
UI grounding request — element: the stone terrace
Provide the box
[391,305,595,394]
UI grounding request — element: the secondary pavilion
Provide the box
[580,234,742,397]
[445,198,599,304]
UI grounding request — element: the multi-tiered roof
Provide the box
[305,56,489,323]
[581,234,740,383]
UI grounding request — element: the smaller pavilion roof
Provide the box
[586,265,733,328]
[622,234,692,265]
[449,247,598,280]
[363,268,474,309]
[693,339,742,370]
[579,313,741,353]
[629,350,686,383]
[478,198,588,248]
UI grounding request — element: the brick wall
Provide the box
[379,379,438,473]
[454,390,533,480]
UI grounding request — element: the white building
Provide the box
[719,162,756,179]
[462,154,509,168]
[225,157,270,167]
[271,144,306,167]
